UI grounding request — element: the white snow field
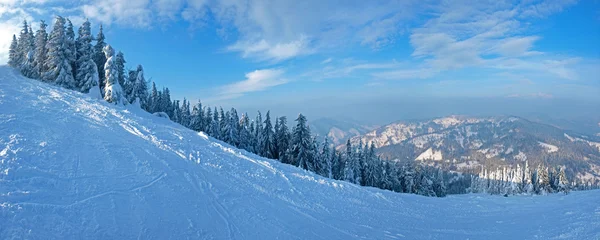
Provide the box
[0,66,599,240]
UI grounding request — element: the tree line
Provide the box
[7,16,576,197]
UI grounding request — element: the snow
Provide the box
[538,142,559,153]
[514,151,528,161]
[415,147,443,161]
[1,66,600,239]
[564,133,600,152]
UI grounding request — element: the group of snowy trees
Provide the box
[156,101,451,197]
[8,17,146,106]
[471,161,571,195]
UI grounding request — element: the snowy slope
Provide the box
[1,66,600,239]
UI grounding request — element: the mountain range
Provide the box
[344,116,600,185]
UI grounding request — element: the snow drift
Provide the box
[1,66,599,239]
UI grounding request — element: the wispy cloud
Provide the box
[214,69,288,100]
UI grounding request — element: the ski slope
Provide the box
[1,66,599,239]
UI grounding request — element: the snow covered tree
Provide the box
[65,19,76,77]
[94,25,107,91]
[558,167,569,194]
[8,35,18,67]
[319,138,333,178]
[190,100,204,132]
[76,19,100,97]
[291,114,314,171]
[102,45,126,105]
[33,20,48,79]
[259,111,275,158]
[344,140,358,184]
[275,116,291,163]
[238,113,253,151]
[20,25,36,78]
[16,20,30,68]
[210,107,220,138]
[129,65,148,108]
[43,16,76,89]
[149,82,158,112]
[180,99,191,127]
[115,51,127,94]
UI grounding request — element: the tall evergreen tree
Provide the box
[20,25,36,78]
[33,20,48,79]
[115,51,127,94]
[75,19,100,97]
[129,65,148,108]
[65,19,76,77]
[260,111,275,158]
[291,114,314,171]
[43,16,76,88]
[16,20,30,68]
[8,35,18,67]
[94,24,107,91]
[102,45,126,105]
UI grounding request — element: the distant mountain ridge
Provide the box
[344,115,600,185]
[310,117,377,146]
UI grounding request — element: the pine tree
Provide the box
[260,111,275,158]
[344,140,356,183]
[149,82,158,112]
[291,114,314,171]
[275,116,291,163]
[238,113,252,151]
[76,19,100,96]
[320,138,333,178]
[115,51,127,95]
[33,21,48,79]
[210,107,220,138]
[558,167,569,194]
[180,99,191,127]
[190,100,204,132]
[94,25,107,91]
[65,19,76,78]
[129,65,149,108]
[43,16,76,88]
[8,35,18,67]
[102,45,126,105]
[16,20,30,68]
[20,25,36,78]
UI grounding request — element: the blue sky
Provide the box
[1,0,599,123]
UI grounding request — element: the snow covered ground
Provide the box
[1,66,599,239]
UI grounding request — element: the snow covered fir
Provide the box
[1,4,600,239]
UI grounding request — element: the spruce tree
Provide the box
[129,65,149,108]
[8,35,18,67]
[76,19,100,96]
[16,20,30,68]
[291,114,314,171]
[115,51,127,94]
[21,25,36,78]
[260,111,275,158]
[275,116,290,163]
[44,16,76,88]
[94,25,107,91]
[344,140,356,183]
[65,19,76,77]
[102,45,126,105]
[33,21,48,79]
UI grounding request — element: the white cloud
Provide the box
[227,36,311,62]
[216,69,288,100]
[372,68,438,80]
